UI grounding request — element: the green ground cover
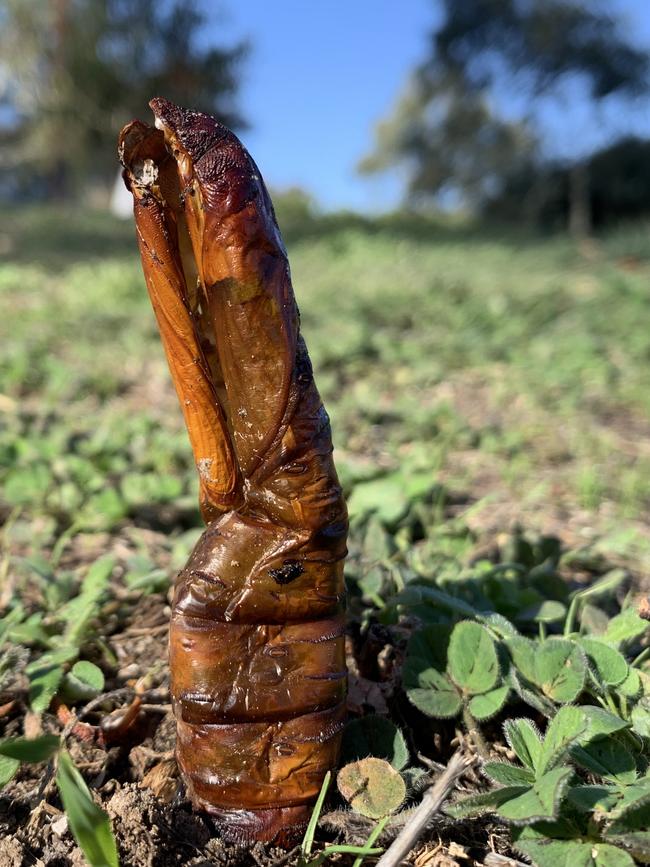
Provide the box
[3,207,650,547]
[1,206,650,865]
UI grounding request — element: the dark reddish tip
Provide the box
[148,96,236,172]
[145,97,258,208]
[149,97,185,133]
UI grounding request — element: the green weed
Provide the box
[3,208,650,862]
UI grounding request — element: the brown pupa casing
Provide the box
[118,99,347,846]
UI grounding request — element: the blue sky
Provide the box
[205,0,650,212]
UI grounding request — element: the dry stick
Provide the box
[484,853,528,867]
[60,687,134,739]
[375,752,471,867]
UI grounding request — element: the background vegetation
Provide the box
[1,1,650,865]
[2,203,650,864]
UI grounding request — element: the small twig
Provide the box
[374,752,471,867]
[134,687,169,703]
[32,688,138,803]
[416,753,446,773]
[61,687,134,739]
[139,703,172,713]
[462,707,490,758]
[484,853,528,867]
[112,623,169,638]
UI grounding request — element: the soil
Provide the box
[1,494,645,866]
[0,564,514,867]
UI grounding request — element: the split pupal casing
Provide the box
[118,99,348,845]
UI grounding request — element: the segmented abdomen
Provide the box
[170,520,346,842]
[170,376,347,843]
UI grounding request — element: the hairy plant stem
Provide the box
[463,706,489,757]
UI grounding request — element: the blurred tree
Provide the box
[359,68,533,213]
[361,0,649,235]
[488,135,650,230]
[0,0,246,201]
[269,187,318,235]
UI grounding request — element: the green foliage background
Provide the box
[2,206,650,864]
[3,206,650,539]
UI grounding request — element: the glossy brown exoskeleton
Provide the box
[118,99,347,845]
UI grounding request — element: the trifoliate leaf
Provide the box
[61,556,115,647]
[397,586,479,619]
[497,766,573,824]
[581,706,630,742]
[347,475,410,524]
[604,608,648,646]
[570,740,637,786]
[446,786,526,819]
[27,646,78,714]
[508,667,556,717]
[568,784,620,814]
[505,635,537,683]
[63,661,105,701]
[580,603,610,636]
[534,638,586,703]
[504,718,543,771]
[403,625,451,685]
[619,668,642,699]
[603,834,650,864]
[404,626,462,718]
[407,680,462,719]
[468,684,510,720]
[613,781,650,816]
[519,600,567,624]
[537,705,588,775]
[605,792,650,862]
[447,621,499,694]
[482,761,535,787]
[516,837,635,867]
[479,612,519,638]
[631,698,650,738]
[578,637,629,688]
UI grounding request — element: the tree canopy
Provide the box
[359,68,533,210]
[0,0,247,200]
[361,0,649,228]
